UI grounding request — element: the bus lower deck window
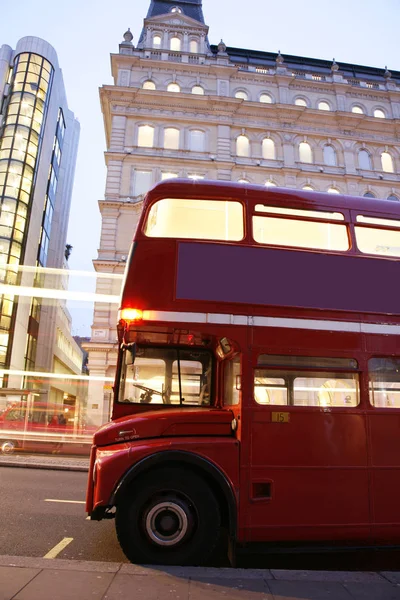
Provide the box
[369,357,400,408]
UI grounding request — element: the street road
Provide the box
[0,467,126,562]
[2,467,400,570]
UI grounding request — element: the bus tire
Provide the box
[115,466,221,565]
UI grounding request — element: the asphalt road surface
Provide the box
[1,466,400,570]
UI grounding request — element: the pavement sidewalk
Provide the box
[1,555,400,600]
[0,453,89,472]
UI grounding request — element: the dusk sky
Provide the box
[1,0,399,333]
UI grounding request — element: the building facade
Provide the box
[0,37,83,412]
[86,0,400,425]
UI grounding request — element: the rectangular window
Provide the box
[223,355,241,406]
[369,357,400,408]
[132,170,152,197]
[254,355,359,407]
[253,213,349,251]
[355,226,400,257]
[255,205,344,221]
[137,125,154,148]
[118,346,212,406]
[144,198,244,241]
[161,172,178,181]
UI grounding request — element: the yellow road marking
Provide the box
[44,537,73,559]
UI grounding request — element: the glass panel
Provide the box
[260,94,272,103]
[170,37,181,51]
[192,85,204,95]
[381,152,394,173]
[142,80,156,90]
[137,125,154,148]
[189,130,205,152]
[235,91,248,100]
[358,150,371,170]
[167,83,180,93]
[323,145,337,166]
[236,135,249,157]
[153,35,161,48]
[358,214,400,228]
[189,40,199,53]
[118,346,212,406]
[295,98,307,107]
[299,142,312,163]
[253,216,348,250]
[352,106,364,114]
[254,205,344,221]
[145,198,244,241]
[318,101,330,111]
[255,369,359,407]
[369,358,400,408]
[161,172,178,181]
[224,355,241,406]
[133,170,152,196]
[262,138,275,160]
[374,109,385,119]
[164,128,180,150]
[355,226,400,257]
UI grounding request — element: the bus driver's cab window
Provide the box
[119,346,213,406]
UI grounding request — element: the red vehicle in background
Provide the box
[0,397,87,455]
[86,179,400,565]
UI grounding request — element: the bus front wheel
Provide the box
[115,467,221,565]
[1,440,16,454]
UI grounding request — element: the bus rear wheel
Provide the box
[115,467,221,565]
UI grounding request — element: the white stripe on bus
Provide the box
[142,311,400,335]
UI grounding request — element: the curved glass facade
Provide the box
[0,52,54,366]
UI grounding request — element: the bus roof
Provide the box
[144,179,400,219]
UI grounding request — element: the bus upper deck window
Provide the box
[144,198,244,241]
[252,205,348,251]
[356,215,400,257]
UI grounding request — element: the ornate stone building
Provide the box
[86,0,400,425]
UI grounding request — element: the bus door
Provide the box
[367,354,400,543]
[248,348,370,544]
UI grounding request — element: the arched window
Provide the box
[303,185,314,190]
[381,151,394,173]
[358,149,371,170]
[295,98,307,107]
[299,141,312,163]
[363,192,376,198]
[262,138,275,160]
[388,194,399,202]
[189,130,205,152]
[374,109,386,119]
[327,187,340,194]
[192,85,204,95]
[352,105,364,114]
[323,145,337,166]
[170,37,181,52]
[235,91,248,100]
[265,181,277,187]
[138,125,154,148]
[153,35,161,48]
[167,83,180,93]
[189,40,199,53]
[142,80,156,90]
[236,135,249,157]
[318,101,331,111]
[260,93,272,104]
[163,127,180,150]
[171,6,182,12]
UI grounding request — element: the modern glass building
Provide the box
[0,37,81,404]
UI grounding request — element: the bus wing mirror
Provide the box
[123,343,137,365]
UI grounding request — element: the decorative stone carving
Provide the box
[122,28,133,44]
[331,58,339,73]
[217,39,227,55]
[384,66,392,80]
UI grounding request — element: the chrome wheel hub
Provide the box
[145,501,189,547]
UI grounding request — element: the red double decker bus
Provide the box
[86,179,400,565]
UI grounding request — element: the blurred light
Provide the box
[0,369,114,382]
[119,308,143,322]
[0,284,120,303]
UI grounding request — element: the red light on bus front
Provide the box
[119,308,143,323]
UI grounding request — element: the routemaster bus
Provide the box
[86,179,400,566]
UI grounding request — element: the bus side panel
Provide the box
[369,412,400,543]
[248,409,370,542]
